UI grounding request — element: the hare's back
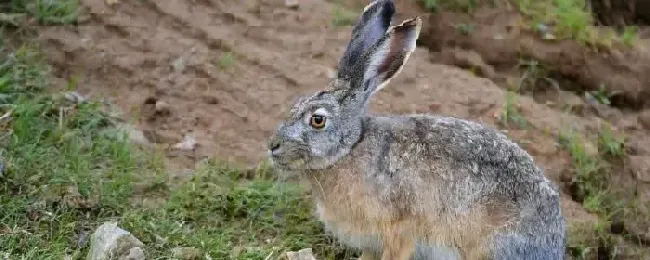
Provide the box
[362,115,554,197]
[353,115,563,252]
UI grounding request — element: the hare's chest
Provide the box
[314,200,383,249]
[310,178,394,241]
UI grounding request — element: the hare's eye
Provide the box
[310,115,326,129]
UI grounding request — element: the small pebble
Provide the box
[285,0,299,9]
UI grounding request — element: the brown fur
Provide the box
[307,148,519,259]
[268,1,566,259]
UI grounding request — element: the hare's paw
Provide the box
[358,250,380,260]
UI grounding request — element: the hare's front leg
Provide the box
[380,235,415,260]
[358,250,380,260]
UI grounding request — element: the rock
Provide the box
[171,57,185,73]
[117,124,150,146]
[638,110,650,130]
[64,91,87,104]
[622,202,650,246]
[172,134,197,151]
[122,248,145,260]
[583,141,599,158]
[324,67,337,79]
[285,0,299,9]
[63,185,98,209]
[0,110,12,125]
[87,222,145,260]
[627,156,650,183]
[155,100,171,116]
[141,98,157,119]
[0,13,27,27]
[448,49,495,79]
[143,129,180,144]
[625,135,650,155]
[77,230,91,249]
[280,248,316,260]
[559,90,585,115]
[171,247,202,260]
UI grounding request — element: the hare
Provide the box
[266,0,566,259]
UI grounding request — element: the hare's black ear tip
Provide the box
[363,0,396,14]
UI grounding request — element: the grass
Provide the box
[566,219,619,259]
[516,58,560,94]
[499,90,527,129]
[0,6,348,258]
[331,5,358,27]
[419,0,639,46]
[0,0,78,25]
[585,83,613,106]
[420,0,478,12]
[454,23,475,35]
[0,43,145,258]
[122,160,354,259]
[558,130,627,259]
[619,26,639,46]
[558,130,609,211]
[0,42,350,259]
[516,0,594,42]
[218,52,234,69]
[597,122,625,158]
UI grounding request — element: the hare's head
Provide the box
[267,0,421,170]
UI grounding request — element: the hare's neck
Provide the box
[305,153,362,202]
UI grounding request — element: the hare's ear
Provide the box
[347,17,421,107]
[337,0,395,76]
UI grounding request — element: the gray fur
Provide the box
[267,0,566,259]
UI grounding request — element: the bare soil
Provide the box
[33,0,649,258]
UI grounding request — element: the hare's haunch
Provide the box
[267,1,566,259]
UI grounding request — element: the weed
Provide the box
[454,23,475,35]
[0,43,350,259]
[585,83,613,105]
[1,0,79,25]
[516,58,560,94]
[218,52,234,69]
[0,42,159,258]
[517,0,594,43]
[332,5,358,27]
[566,219,624,260]
[620,26,639,46]
[597,122,625,158]
[558,130,613,214]
[420,0,477,12]
[420,0,441,11]
[499,90,527,128]
[121,159,355,259]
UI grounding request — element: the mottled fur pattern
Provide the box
[267,1,566,259]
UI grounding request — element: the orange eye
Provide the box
[310,115,326,129]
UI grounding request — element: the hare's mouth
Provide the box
[269,156,307,170]
[268,150,309,170]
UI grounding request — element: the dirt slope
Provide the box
[33,0,649,258]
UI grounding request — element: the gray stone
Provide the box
[64,91,87,104]
[87,222,145,260]
[171,247,202,260]
[122,247,145,260]
[172,134,197,151]
[627,156,650,183]
[285,0,299,9]
[281,248,316,260]
[117,124,150,146]
[639,110,650,130]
